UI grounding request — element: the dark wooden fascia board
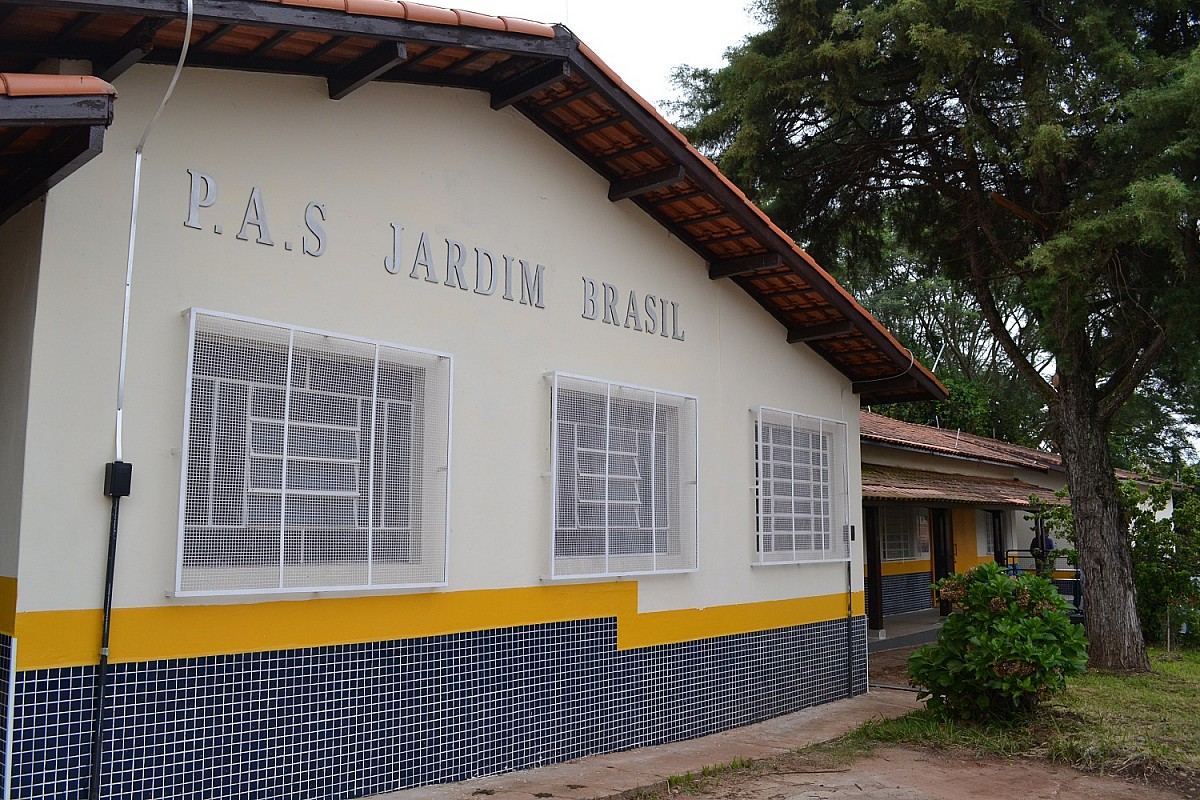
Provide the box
[708,252,781,280]
[0,94,114,127]
[491,59,570,110]
[9,0,573,59]
[608,165,686,202]
[0,125,104,226]
[328,41,408,100]
[786,320,856,343]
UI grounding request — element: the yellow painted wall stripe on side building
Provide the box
[12,582,865,671]
[0,576,16,636]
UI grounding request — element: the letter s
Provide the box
[303,202,327,257]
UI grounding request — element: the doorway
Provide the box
[931,507,953,616]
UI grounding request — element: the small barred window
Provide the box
[551,373,698,578]
[177,310,451,594]
[880,506,930,562]
[755,408,850,564]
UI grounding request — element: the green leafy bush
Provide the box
[1120,469,1200,648]
[908,562,1088,719]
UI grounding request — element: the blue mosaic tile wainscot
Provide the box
[7,616,867,800]
[880,571,933,615]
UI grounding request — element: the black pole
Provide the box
[88,493,121,800]
[91,461,131,800]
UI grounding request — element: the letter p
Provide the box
[185,169,217,230]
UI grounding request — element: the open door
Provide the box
[864,506,884,631]
[931,507,953,616]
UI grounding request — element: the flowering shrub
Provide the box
[908,561,1088,719]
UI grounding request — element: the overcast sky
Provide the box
[457,0,764,118]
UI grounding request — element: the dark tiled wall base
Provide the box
[0,634,12,795]
[8,616,867,800]
[881,571,933,615]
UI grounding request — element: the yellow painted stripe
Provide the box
[0,576,15,636]
[13,583,864,671]
[878,560,930,577]
[619,591,865,650]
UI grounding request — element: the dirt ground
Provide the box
[698,744,1193,799]
[754,645,1200,800]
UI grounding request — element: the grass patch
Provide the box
[845,647,1200,791]
[663,756,758,794]
[1047,648,1200,780]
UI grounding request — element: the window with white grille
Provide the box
[177,310,451,594]
[880,506,930,561]
[551,373,698,578]
[755,408,850,564]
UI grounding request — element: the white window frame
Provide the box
[754,407,851,565]
[176,309,452,595]
[880,506,931,562]
[550,372,699,579]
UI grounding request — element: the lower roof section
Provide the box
[861,464,1064,508]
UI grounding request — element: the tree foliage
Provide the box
[675,0,1200,669]
[1122,471,1200,646]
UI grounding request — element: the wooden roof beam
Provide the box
[97,17,169,82]
[491,60,570,109]
[328,41,407,100]
[787,320,856,343]
[708,252,781,280]
[0,125,105,226]
[608,165,686,202]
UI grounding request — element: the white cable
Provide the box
[115,0,194,460]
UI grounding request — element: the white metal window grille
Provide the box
[177,310,451,594]
[754,408,850,564]
[551,373,698,578]
[880,506,930,561]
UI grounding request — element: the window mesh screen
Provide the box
[881,506,929,561]
[551,373,698,578]
[178,311,451,593]
[755,408,850,564]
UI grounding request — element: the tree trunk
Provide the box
[1054,374,1150,672]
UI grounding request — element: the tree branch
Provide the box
[1097,328,1169,424]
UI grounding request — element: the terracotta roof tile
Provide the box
[861,465,1065,507]
[0,73,116,97]
[860,411,1060,471]
[453,9,506,30]
[500,16,554,37]
[333,0,555,36]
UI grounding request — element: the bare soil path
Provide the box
[700,744,1190,799]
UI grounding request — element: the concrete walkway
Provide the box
[372,687,922,800]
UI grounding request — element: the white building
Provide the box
[0,3,943,798]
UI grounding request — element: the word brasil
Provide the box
[581,277,685,341]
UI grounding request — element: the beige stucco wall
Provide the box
[0,201,45,579]
[19,64,863,615]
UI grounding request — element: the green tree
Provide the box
[676,0,1200,670]
[1121,469,1200,646]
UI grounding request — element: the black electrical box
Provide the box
[104,461,133,498]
